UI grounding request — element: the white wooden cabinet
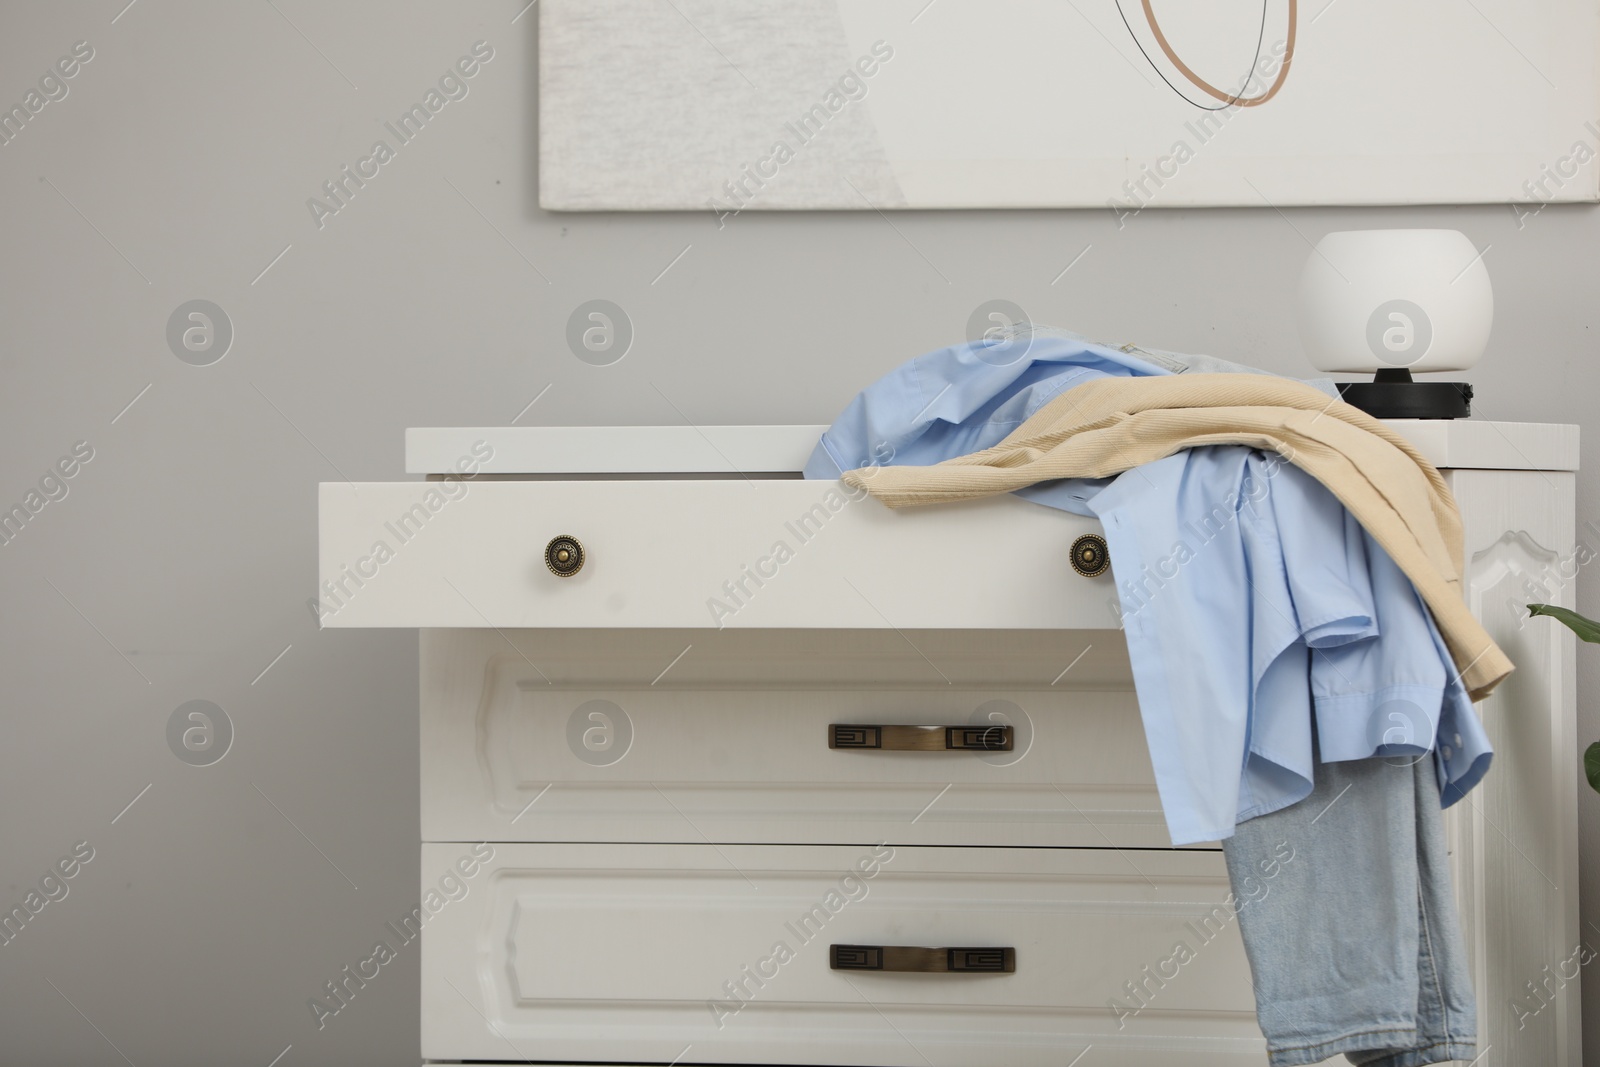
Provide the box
[320,421,1580,1067]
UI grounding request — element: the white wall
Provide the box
[1,2,1595,1064]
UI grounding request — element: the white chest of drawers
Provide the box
[319,420,1580,1066]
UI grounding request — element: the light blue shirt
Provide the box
[805,327,1492,845]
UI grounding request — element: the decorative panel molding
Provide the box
[1444,469,1580,1067]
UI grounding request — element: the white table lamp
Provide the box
[1296,229,1491,419]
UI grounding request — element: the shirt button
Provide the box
[1442,745,1454,761]
[1454,733,1463,747]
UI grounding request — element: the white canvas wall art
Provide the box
[538,0,1600,211]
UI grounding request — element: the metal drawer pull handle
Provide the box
[831,944,1015,973]
[829,724,1013,751]
[544,535,584,577]
[1070,533,1110,577]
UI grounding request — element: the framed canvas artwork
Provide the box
[538,0,1600,211]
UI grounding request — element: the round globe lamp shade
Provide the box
[1296,229,1493,375]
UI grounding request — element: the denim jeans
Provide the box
[1221,746,1477,1066]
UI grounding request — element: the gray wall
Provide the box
[1,2,1595,1064]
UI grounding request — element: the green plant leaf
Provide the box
[1527,604,1600,643]
[1586,743,1600,794]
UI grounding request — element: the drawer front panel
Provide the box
[318,480,1117,628]
[421,843,1266,1066]
[421,629,1179,848]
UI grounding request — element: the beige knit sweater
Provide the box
[839,373,1511,701]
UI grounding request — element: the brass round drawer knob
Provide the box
[1070,534,1109,578]
[544,535,584,577]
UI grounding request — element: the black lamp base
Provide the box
[1335,369,1472,420]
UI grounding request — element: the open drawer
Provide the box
[316,478,1116,629]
